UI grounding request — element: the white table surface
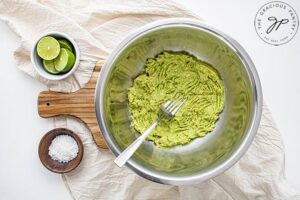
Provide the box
[0,0,299,199]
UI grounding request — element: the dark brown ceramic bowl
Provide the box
[38,128,84,173]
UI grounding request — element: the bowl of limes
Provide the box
[31,32,80,80]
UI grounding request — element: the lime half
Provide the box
[43,60,59,74]
[37,36,60,60]
[54,48,76,73]
[58,39,73,52]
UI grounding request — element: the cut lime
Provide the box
[54,48,76,73]
[58,39,73,52]
[43,59,59,74]
[62,49,75,73]
[37,36,60,60]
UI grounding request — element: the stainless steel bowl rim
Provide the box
[95,18,263,185]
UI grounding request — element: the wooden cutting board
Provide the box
[38,60,107,149]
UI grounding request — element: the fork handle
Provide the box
[114,119,160,167]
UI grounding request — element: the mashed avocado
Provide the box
[128,52,225,149]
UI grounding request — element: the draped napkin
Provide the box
[1,0,299,199]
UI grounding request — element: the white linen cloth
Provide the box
[1,0,299,199]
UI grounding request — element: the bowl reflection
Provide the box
[95,19,263,185]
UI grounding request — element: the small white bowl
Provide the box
[31,32,80,81]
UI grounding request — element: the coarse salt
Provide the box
[48,135,79,163]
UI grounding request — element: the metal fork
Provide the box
[114,97,187,167]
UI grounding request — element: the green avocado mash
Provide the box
[128,52,225,149]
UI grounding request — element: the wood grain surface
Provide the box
[38,61,107,149]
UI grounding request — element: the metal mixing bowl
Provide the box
[95,18,263,185]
